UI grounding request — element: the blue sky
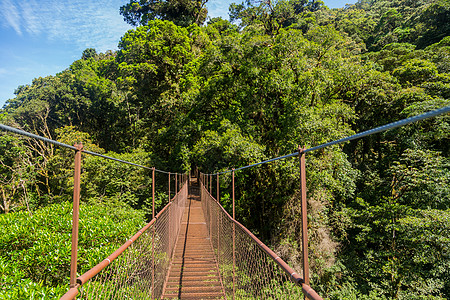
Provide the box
[0,0,356,108]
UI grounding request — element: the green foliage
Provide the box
[81,48,97,60]
[230,0,324,35]
[0,133,34,213]
[0,0,449,298]
[416,0,450,48]
[393,58,438,85]
[0,201,145,299]
[191,119,266,171]
[43,126,105,206]
[396,209,450,298]
[82,149,159,217]
[389,149,449,209]
[319,0,450,51]
[119,0,208,27]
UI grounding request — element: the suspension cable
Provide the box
[205,105,450,176]
[0,123,179,174]
[3,105,448,175]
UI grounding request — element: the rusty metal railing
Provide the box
[0,123,190,300]
[60,180,188,300]
[200,178,323,300]
[197,105,450,300]
[3,106,448,299]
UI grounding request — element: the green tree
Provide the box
[120,0,208,27]
[230,0,324,35]
[0,133,34,213]
[416,0,450,48]
[81,48,97,60]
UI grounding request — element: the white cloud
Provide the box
[21,0,41,35]
[1,0,132,52]
[1,0,22,35]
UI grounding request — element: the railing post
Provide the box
[210,175,212,195]
[232,168,236,300]
[152,167,155,299]
[216,174,219,203]
[168,172,171,202]
[169,172,171,253]
[217,173,220,274]
[175,173,178,197]
[186,172,189,209]
[152,168,155,218]
[299,146,310,289]
[70,143,83,295]
[207,175,212,245]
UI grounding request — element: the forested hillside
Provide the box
[0,0,449,299]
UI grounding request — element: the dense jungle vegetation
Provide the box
[0,0,449,299]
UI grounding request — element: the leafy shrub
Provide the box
[0,201,145,299]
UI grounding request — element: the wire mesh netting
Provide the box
[78,182,188,299]
[200,183,304,300]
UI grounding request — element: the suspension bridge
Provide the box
[0,105,448,300]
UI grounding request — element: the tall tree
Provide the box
[120,0,208,27]
[230,0,324,35]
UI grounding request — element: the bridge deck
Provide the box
[161,177,225,300]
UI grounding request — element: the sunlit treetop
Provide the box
[120,0,208,27]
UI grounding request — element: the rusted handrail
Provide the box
[233,218,322,300]
[200,182,323,300]
[60,208,162,299]
[60,181,188,300]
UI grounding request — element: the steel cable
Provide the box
[0,123,181,174]
[205,105,450,176]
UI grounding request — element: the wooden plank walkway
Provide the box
[161,177,225,300]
